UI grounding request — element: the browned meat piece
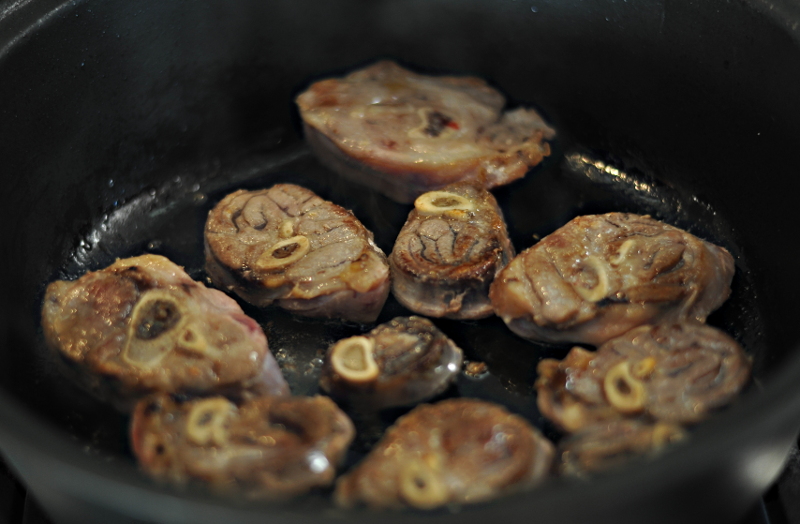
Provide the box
[334,398,554,510]
[490,213,735,345]
[558,420,687,477]
[296,60,555,203]
[130,394,354,499]
[204,184,390,323]
[389,183,515,319]
[319,316,463,410]
[536,324,751,432]
[41,255,289,410]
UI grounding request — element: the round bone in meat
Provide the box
[319,316,464,410]
[536,323,751,432]
[204,184,390,323]
[296,60,555,203]
[334,398,554,510]
[130,394,355,499]
[389,183,515,319]
[41,255,289,411]
[490,213,735,345]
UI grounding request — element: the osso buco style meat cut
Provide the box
[557,419,687,477]
[490,213,735,346]
[41,255,289,410]
[536,323,751,433]
[204,184,390,323]
[319,316,463,410]
[389,183,515,319]
[334,398,554,509]
[296,60,555,203]
[130,394,354,498]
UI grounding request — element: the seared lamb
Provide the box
[558,420,687,477]
[536,323,751,432]
[490,213,735,345]
[41,255,288,410]
[319,316,463,410]
[334,398,554,510]
[131,394,354,499]
[389,183,514,319]
[296,60,555,203]
[204,184,390,323]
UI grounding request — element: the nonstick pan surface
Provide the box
[2,0,800,523]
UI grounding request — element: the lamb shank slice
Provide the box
[204,184,390,323]
[389,183,515,319]
[558,420,687,477]
[536,323,751,432]
[41,255,288,411]
[319,316,463,410]
[490,213,735,345]
[130,394,354,499]
[296,60,555,203]
[334,398,554,510]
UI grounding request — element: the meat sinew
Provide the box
[490,213,735,345]
[389,183,515,319]
[131,394,355,499]
[334,398,554,510]
[536,323,751,433]
[558,420,687,477]
[41,255,289,410]
[204,184,390,323]
[296,60,555,203]
[319,316,463,410]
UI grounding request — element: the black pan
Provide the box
[2,0,800,522]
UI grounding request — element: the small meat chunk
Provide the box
[41,255,288,410]
[296,60,555,203]
[130,394,355,499]
[319,316,463,410]
[389,183,515,319]
[335,398,554,510]
[204,184,390,323]
[490,213,735,345]
[536,323,751,432]
[558,420,687,477]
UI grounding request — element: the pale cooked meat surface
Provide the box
[204,184,390,323]
[296,60,555,203]
[319,316,463,410]
[389,183,515,319]
[41,255,288,410]
[536,323,751,432]
[558,420,687,477]
[334,398,554,510]
[490,213,735,345]
[131,394,354,499]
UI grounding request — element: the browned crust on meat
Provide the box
[389,183,515,319]
[334,398,553,509]
[204,184,390,322]
[490,213,735,345]
[297,61,555,203]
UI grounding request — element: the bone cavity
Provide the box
[604,361,646,414]
[414,191,474,216]
[330,336,379,383]
[123,290,184,366]
[574,256,610,302]
[185,397,237,446]
[254,235,311,270]
[398,457,449,509]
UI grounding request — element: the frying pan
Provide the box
[2,0,800,522]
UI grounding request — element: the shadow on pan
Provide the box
[1,0,800,523]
